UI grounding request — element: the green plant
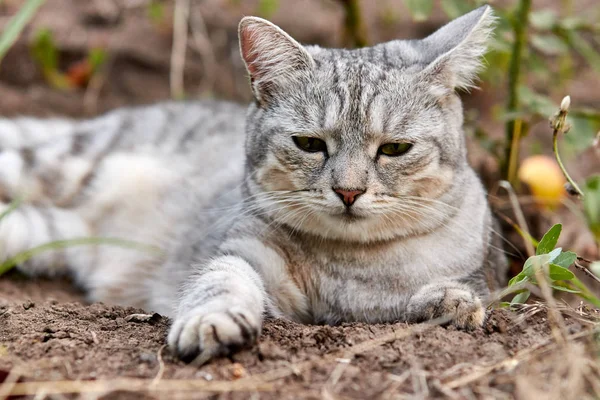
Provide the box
[257,0,280,19]
[400,1,600,183]
[0,237,163,277]
[549,97,600,249]
[0,0,45,64]
[507,223,600,307]
[583,175,600,246]
[0,199,162,277]
[30,28,107,90]
[147,0,166,24]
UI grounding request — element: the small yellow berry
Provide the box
[518,155,566,207]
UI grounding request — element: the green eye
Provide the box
[293,136,327,153]
[378,142,412,157]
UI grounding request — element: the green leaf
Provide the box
[548,263,575,281]
[550,283,581,294]
[257,0,279,18]
[511,290,530,304]
[536,224,562,255]
[0,0,46,63]
[518,86,558,118]
[562,30,600,74]
[440,0,473,19]
[529,10,557,30]
[553,251,577,269]
[583,176,600,240]
[508,273,528,286]
[559,16,589,31]
[522,254,552,277]
[88,48,106,72]
[590,262,600,278]
[564,116,600,155]
[404,0,433,22]
[531,34,569,56]
[147,0,165,24]
[31,28,58,72]
[547,247,562,262]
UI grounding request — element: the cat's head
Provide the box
[239,6,495,242]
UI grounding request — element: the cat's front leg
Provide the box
[168,255,266,364]
[406,281,485,330]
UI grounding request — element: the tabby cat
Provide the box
[0,5,505,363]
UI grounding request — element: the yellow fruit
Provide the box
[518,155,566,207]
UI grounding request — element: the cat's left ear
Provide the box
[239,17,314,105]
[420,5,496,90]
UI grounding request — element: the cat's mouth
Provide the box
[334,208,366,221]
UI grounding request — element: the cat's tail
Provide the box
[0,112,125,206]
[0,117,77,149]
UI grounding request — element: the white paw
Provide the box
[168,305,260,364]
[408,284,485,330]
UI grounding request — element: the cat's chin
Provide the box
[333,210,367,222]
[284,211,433,244]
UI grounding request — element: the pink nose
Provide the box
[334,188,365,207]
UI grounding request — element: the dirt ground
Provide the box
[2,274,599,399]
[1,0,600,399]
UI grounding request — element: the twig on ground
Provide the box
[1,379,273,397]
[443,326,600,390]
[170,0,190,99]
[0,368,22,400]
[321,358,350,397]
[240,324,430,386]
[151,345,167,387]
[574,260,600,284]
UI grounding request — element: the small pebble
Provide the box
[124,313,162,324]
[22,300,35,310]
[230,362,247,379]
[195,371,213,381]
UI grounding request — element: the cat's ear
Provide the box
[239,17,314,104]
[420,5,496,91]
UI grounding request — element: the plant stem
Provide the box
[0,237,163,276]
[502,0,532,182]
[551,97,584,197]
[338,0,368,48]
[0,0,46,64]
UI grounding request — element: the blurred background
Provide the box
[0,0,599,286]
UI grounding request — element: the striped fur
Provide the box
[0,6,506,363]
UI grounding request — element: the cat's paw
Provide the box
[168,305,260,364]
[407,282,485,330]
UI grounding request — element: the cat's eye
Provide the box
[293,136,327,153]
[378,142,412,157]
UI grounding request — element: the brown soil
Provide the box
[1,1,600,399]
[1,274,598,399]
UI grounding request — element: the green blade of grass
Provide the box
[0,237,163,276]
[0,197,22,222]
[0,0,46,63]
[567,277,600,308]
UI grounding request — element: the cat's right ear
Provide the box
[239,17,314,105]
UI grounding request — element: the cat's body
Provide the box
[0,6,506,362]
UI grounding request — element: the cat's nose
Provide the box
[333,188,365,207]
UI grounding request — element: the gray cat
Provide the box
[0,5,506,363]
